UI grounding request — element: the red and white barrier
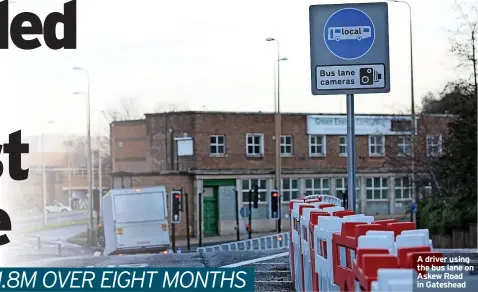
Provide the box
[286,194,442,292]
[288,198,304,287]
[292,203,314,291]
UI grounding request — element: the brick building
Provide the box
[110,111,452,238]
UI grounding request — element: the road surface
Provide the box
[0,233,93,266]
[12,250,294,292]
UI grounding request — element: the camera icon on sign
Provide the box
[359,68,382,85]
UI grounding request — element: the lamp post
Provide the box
[266,37,288,233]
[392,0,417,223]
[41,120,55,226]
[273,56,289,193]
[73,66,94,242]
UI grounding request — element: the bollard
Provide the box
[37,236,41,249]
[57,244,61,256]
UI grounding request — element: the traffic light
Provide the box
[270,190,280,219]
[253,184,259,209]
[92,188,100,212]
[171,191,182,224]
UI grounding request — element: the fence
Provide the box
[196,232,289,253]
[431,224,477,249]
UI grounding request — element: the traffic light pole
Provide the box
[185,193,190,251]
[277,194,281,233]
[198,193,203,247]
[248,189,252,239]
[234,190,240,241]
[171,223,176,252]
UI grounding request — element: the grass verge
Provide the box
[18,220,89,234]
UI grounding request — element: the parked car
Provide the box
[45,202,72,213]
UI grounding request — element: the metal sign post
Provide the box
[309,2,391,211]
[346,94,356,210]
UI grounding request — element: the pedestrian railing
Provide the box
[196,232,289,253]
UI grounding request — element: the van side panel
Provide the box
[102,193,116,256]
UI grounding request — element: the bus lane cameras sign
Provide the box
[309,2,390,95]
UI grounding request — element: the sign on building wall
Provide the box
[175,137,194,156]
[306,115,412,135]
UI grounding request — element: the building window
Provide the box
[210,135,225,155]
[369,135,385,156]
[335,177,360,198]
[309,135,326,157]
[398,136,411,156]
[281,178,299,201]
[281,135,293,156]
[339,136,347,156]
[246,133,264,156]
[427,134,442,157]
[242,179,267,203]
[395,177,412,200]
[305,178,330,196]
[366,177,389,200]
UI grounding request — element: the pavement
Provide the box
[12,210,88,229]
[11,250,294,292]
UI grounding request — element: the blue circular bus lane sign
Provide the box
[309,2,391,95]
[324,8,375,60]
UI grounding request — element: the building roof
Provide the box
[142,110,454,117]
[109,110,455,126]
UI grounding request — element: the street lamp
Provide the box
[392,0,417,223]
[266,37,288,233]
[73,66,94,242]
[41,120,55,226]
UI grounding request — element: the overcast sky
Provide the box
[0,0,476,138]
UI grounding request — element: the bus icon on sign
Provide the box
[328,26,371,41]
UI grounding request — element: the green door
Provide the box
[203,187,218,236]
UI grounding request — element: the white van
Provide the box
[102,186,170,256]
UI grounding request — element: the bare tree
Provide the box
[384,113,447,197]
[449,1,478,95]
[154,101,189,113]
[103,97,144,123]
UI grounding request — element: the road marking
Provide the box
[251,262,285,265]
[102,264,149,268]
[221,252,289,268]
[255,280,293,283]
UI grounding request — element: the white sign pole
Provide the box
[346,94,357,211]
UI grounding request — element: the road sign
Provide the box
[309,2,390,95]
[324,8,375,60]
[240,206,250,218]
